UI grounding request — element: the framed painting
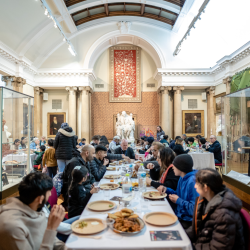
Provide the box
[109,45,141,102]
[182,110,204,137]
[47,112,66,138]
[214,93,226,114]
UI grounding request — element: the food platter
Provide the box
[71,218,107,234]
[106,166,116,171]
[87,200,116,211]
[143,212,177,226]
[109,162,117,166]
[99,183,119,190]
[108,209,145,234]
[143,191,167,200]
[104,174,121,179]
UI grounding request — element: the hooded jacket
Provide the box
[186,188,245,250]
[167,170,199,221]
[0,197,64,250]
[54,127,76,160]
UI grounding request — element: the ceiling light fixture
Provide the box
[39,0,77,56]
[173,0,210,57]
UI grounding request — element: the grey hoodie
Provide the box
[0,197,64,250]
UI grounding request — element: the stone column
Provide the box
[173,86,184,137]
[158,86,173,138]
[34,87,43,138]
[223,76,232,95]
[79,87,92,143]
[206,87,215,136]
[66,87,77,132]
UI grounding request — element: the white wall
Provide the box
[181,90,207,137]
[23,84,34,97]
[42,89,69,137]
[215,83,226,96]
[93,48,158,92]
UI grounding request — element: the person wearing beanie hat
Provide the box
[157,154,199,229]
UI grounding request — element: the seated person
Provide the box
[79,138,86,146]
[114,139,135,159]
[146,147,179,191]
[33,145,46,170]
[158,154,199,229]
[182,134,188,144]
[90,145,109,181]
[169,136,181,149]
[11,139,20,150]
[109,136,120,154]
[68,166,99,218]
[200,137,207,149]
[195,135,202,146]
[40,136,47,146]
[160,135,169,144]
[186,168,245,250]
[187,137,196,148]
[91,135,100,147]
[30,137,40,150]
[205,135,222,163]
[0,172,65,250]
[137,136,146,146]
[173,138,190,155]
[139,137,154,154]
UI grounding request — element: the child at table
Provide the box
[68,166,99,218]
[157,154,199,229]
[33,145,46,171]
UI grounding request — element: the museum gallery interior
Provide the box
[2,0,250,249]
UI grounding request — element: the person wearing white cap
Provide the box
[109,136,120,154]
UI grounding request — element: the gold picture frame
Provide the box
[47,112,66,138]
[182,110,204,137]
[214,92,226,114]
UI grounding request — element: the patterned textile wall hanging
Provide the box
[109,45,141,102]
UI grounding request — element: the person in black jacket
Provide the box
[114,139,135,159]
[90,145,109,181]
[186,168,244,250]
[61,145,96,207]
[139,137,154,154]
[205,135,222,163]
[173,138,189,156]
[54,123,76,173]
[169,136,181,149]
[68,166,99,218]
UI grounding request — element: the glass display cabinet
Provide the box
[222,87,250,183]
[0,87,34,193]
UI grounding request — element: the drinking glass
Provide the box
[104,189,111,200]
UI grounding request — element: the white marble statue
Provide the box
[115,111,135,141]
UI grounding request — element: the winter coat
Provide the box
[173,144,190,156]
[186,188,245,250]
[33,151,45,166]
[90,157,107,181]
[0,197,64,250]
[141,157,179,190]
[206,140,222,163]
[160,139,168,144]
[169,140,176,149]
[114,146,135,159]
[54,128,76,160]
[166,170,199,222]
[68,184,92,218]
[157,131,165,141]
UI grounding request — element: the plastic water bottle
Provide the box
[128,164,133,175]
[122,173,132,199]
[137,163,145,181]
[139,173,146,192]
[196,143,199,153]
[183,142,186,150]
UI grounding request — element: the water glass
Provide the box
[104,189,111,200]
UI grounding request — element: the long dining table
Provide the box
[65,165,192,250]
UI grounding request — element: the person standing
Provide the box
[156,126,165,141]
[54,123,76,173]
[43,139,58,178]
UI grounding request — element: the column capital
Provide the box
[78,86,93,94]
[173,86,184,94]
[34,87,44,95]
[158,86,172,94]
[206,86,215,95]
[1,76,16,85]
[66,86,78,95]
[223,76,232,85]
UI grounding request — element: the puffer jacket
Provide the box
[54,127,76,160]
[90,157,107,181]
[186,188,245,250]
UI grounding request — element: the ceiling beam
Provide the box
[163,0,185,7]
[141,4,145,15]
[104,4,109,16]
[124,2,126,13]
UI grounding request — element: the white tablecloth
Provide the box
[189,152,215,170]
[66,169,192,250]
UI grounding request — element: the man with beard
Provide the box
[0,172,65,250]
[61,144,96,206]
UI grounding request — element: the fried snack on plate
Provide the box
[122,212,131,217]
[121,208,133,214]
[108,213,118,219]
[114,211,123,218]
[128,214,139,219]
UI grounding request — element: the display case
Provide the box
[0,87,34,192]
[222,87,250,178]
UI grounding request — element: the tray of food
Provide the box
[109,162,117,166]
[106,166,116,171]
[143,191,167,200]
[108,208,145,234]
[99,183,119,190]
[87,200,116,211]
[104,174,121,179]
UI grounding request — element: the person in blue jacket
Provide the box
[158,154,199,229]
